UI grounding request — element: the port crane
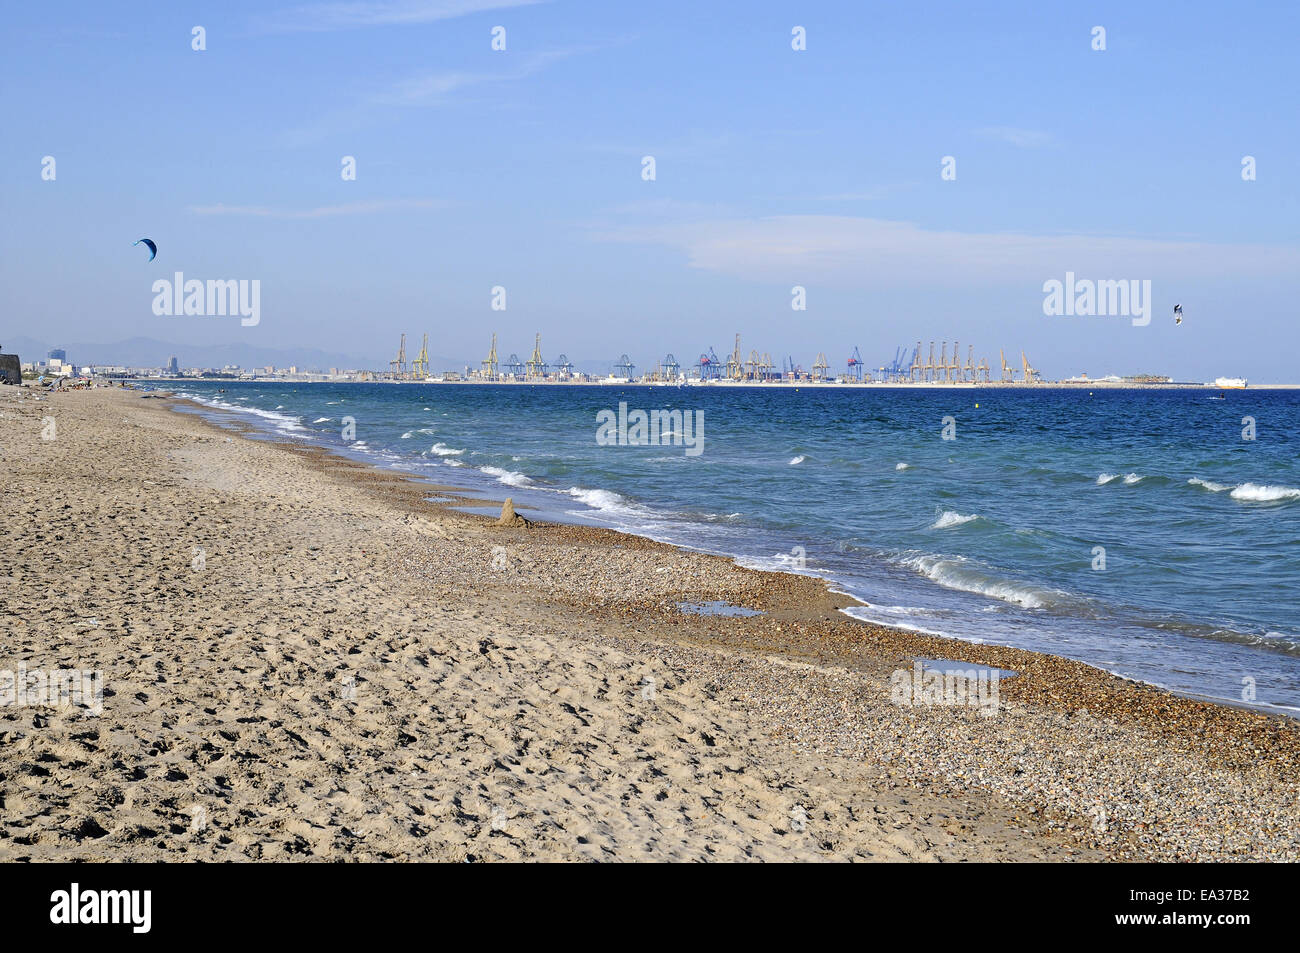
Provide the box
[389,333,407,379]
[526,333,547,380]
[811,352,830,381]
[412,333,429,379]
[481,333,499,380]
[1021,350,1041,383]
[697,347,721,380]
[847,346,864,381]
[725,334,743,381]
[613,354,636,379]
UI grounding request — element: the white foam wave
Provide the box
[566,486,631,512]
[895,462,911,470]
[1188,477,1231,493]
[901,554,1070,609]
[1230,482,1300,502]
[429,442,464,456]
[931,510,979,530]
[789,455,805,465]
[481,466,532,487]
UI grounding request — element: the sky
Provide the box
[1,0,1297,380]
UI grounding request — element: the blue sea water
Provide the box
[159,381,1300,714]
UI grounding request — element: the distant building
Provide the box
[49,347,67,363]
[167,355,179,374]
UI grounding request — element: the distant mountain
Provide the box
[0,334,679,379]
[0,335,467,374]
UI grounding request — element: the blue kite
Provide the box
[134,238,157,262]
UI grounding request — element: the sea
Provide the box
[154,380,1300,715]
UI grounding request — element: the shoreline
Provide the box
[2,385,1297,861]
[170,385,1299,722]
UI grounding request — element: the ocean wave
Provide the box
[895,462,911,470]
[1188,477,1231,493]
[789,455,806,465]
[312,417,332,423]
[1230,482,1300,503]
[1096,472,1141,485]
[192,396,305,433]
[900,553,1073,609]
[566,486,631,512]
[481,466,532,487]
[429,442,464,456]
[930,510,979,529]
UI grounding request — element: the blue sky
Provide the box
[2,0,1297,379]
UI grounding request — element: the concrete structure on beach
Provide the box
[0,352,21,385]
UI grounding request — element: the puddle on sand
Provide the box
[676,600,764,618]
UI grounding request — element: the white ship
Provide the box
[1213,376,1247,389]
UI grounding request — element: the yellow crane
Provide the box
[726,333,743,380]
[481,333,498,380]
[412,333,429,379]
[812,352,830,381]
[390,333,407,379]
[1021,350,1041,383]
[526,333,546,380]
[1000,349,1015,383]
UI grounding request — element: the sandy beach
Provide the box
[1,385,1297,862]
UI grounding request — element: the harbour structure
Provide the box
[725,334,743,381]
[389,333,407,379]
[412,333,429,379]
[697,346,721,380]
[1021,350,1041,383]
[386,328,1044,385]
[612,354,636,380]
[526,333,547,380]
[481,333,499,380]
[811,352,829,382]
[847,346,864,382]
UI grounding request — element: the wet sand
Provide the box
[1,385,1296,861]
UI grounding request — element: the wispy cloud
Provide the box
[596,215,1300,285]
[281,44,601,144]
[374,47,580,105]
[255,0,543,34]
[188,199,447,218]
[976,126,1052,148]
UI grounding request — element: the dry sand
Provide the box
[0,386,1296,861]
